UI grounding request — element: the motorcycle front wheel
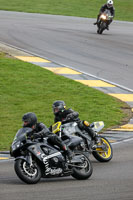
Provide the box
[98,28,104,34]
[14,158,41,184]
[92,136,113,162]
[71,151,93,180]
[97,21,105,34]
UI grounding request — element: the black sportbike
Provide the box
[10,127,93,184]
[97,10,113,34]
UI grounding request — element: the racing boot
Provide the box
[66,149,73,160]
[63,145,73,160]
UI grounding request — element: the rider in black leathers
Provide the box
[94,0,115,30]
[22,112,72,159]
[52,100,79,124]
[52,100,99,143]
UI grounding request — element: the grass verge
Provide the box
[0,52,131,151]
[0,0,133,22]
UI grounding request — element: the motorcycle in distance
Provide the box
[10,127,93,184]
[96,9,113,34]
[52,121,113,162]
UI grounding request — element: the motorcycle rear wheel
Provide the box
[14,158,41,184]
[71,151,93,180]
[92,136,113,162]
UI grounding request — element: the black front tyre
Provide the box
[14,158,41,184]
[97,27,104,34]
[97,29,100,34]
[71,151,93,180]
[99,28,104,34]
[97,21,105,34]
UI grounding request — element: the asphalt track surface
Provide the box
[0,141,133,200]
[0,11,133,200]
[0,11,133,90]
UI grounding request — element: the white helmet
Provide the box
[107,0,113,8]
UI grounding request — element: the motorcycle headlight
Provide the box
[12,141,21,151]
[101,14,107,20]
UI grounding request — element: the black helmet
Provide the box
[52,100,66,115]
[22,112,37,127]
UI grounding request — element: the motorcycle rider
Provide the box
[93,0,115,30]
[52,100,99,143]
[52,100,79,124]
[22,112,73,159]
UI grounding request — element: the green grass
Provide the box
[0,52,129,150]
[0,0,133,21]
[0,0,132,150]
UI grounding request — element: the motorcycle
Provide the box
[52,121,113,162]
[10,127,93,184]
[97,10,113,34]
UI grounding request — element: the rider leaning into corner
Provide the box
[51,100,100,144]
[22,112,73,159]
[94,0,115,30]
